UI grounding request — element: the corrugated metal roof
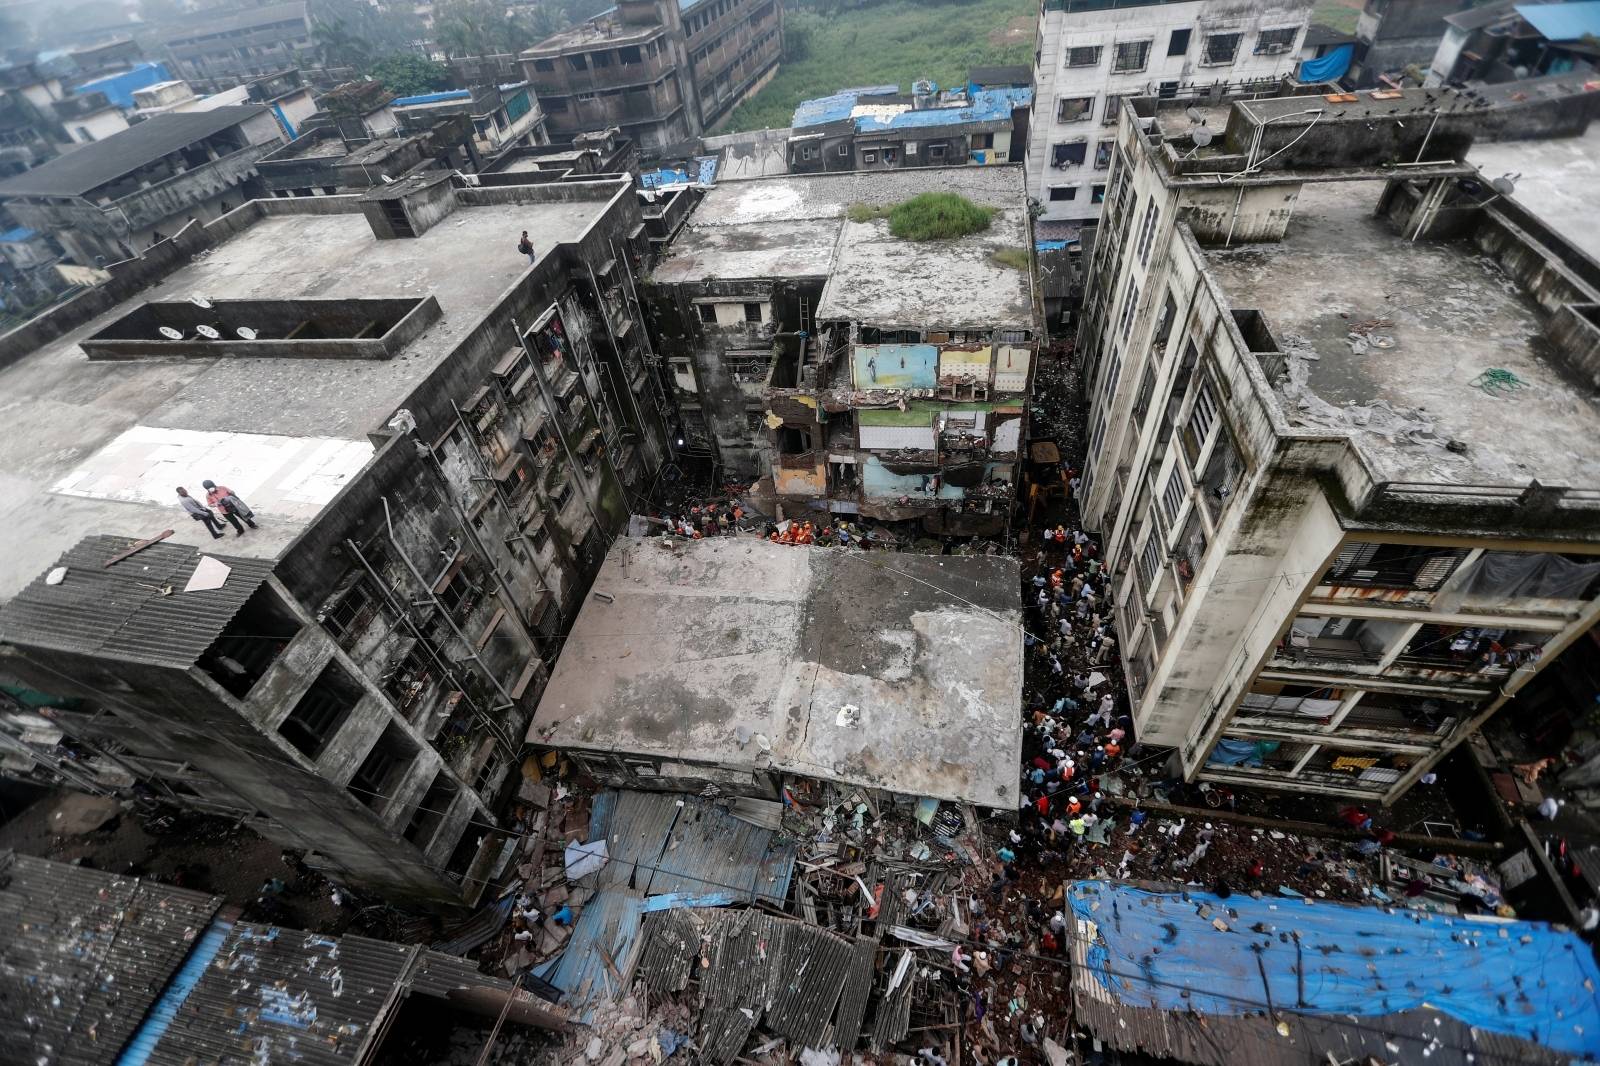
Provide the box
[0,107,270,198]
[0,851,223,1066]
[143,924,413,1066]
[1067,879,1589,1066]
[392,89,472,107]
[637,907,876,1059]
[589,791,796,905]
[0,535,275,668]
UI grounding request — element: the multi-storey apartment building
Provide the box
[1029,0,1314,227]
[0,106,285,264]
[160,1,318,93]
[522,0,781,152]
[1074,86,1600,803]
[786,81,1033,174]
[0,173,670,905]
[646,167,1037,535]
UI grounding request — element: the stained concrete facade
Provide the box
[645,167,1039,533]
[1074,86,1600,804]
[522,0,781,152]
[530,537,1023,808]
[0,177,672,905]
[1029,0,1315,225]
[0,107,285,266]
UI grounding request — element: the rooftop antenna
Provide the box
[236,326,258,340]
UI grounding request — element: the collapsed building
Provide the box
[528,536,1023,807]
[1074,84,1600,803]
[0,173,671,905]
[0,851,567,1066]
[646,167,1039,535]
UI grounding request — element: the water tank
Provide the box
[912,79,937,110]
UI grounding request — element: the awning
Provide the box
[1298,43,1353,83]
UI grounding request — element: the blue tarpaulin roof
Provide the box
[392,89,471,107]
[792,85,1031,133]
[1517,1,1600,40]
[1298,42,1354,83]
[1067,880,1600,1058]
[72,61,170,109]
[639,155,718,190]
[792,85,900,129]
[0,226,38,243]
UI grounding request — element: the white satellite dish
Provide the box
[1490,174,1516,196]
[189,295,212,308]
[236,326,258,340]
[158,326,183,340]
[1192,127,1214,147]
[1185,106,1205,123]
[196,324,220,339]
[380,174,394,184]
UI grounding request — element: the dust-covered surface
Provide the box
[0,196,615,601]
[1205,180,1600,488]
[528,537,1024,808]
[651,166,1033,333]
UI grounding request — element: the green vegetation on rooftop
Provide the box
[888,193,994,241]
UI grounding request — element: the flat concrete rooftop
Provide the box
[1206,180,1600,488]
[0,191,617,601]
[1469,125,1600,265]
[653,167,1033,329]
[530,537,1024,808]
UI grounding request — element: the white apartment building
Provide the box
[1074,86,1600,802]
[1029,0,1315,226]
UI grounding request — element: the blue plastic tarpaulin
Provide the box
[1298,43,1354,84]
[1067,880,1600,1057]
[1205,737,1277,767]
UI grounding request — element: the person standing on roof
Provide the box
[204,479,256,535]
[176,487,225,539]
[517,230,536,266]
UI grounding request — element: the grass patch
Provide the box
[720,0,1034,133]
[1312,0,1361,35]
[886,192,994,241]
[847,203,891,223]
[991,247,1030,270]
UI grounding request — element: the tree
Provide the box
[433,0,537,58]
[313,16,373,70]
[369,53,454,97]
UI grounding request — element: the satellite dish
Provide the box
[236,326,258,340]
[1192,127,1214,147]
[1490,174,1516,196]
[195,324,220,339]
[158,326,183,340]
[380,174,394,184]
[1185,106,1205,123]
[189,295,212,308]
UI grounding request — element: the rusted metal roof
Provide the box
[0,535,275,668]
[0,851,223,1066]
